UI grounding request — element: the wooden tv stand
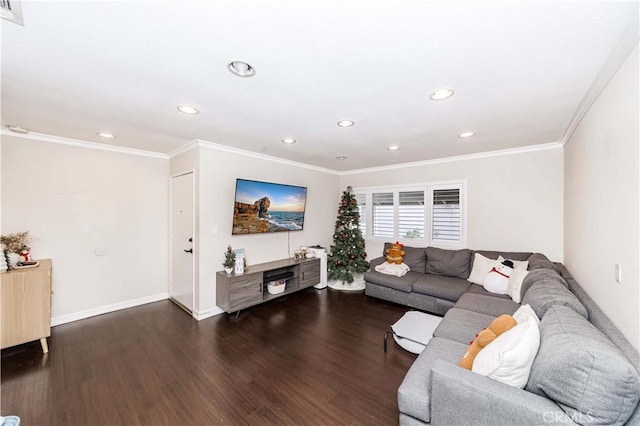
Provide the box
[216,257,321,314]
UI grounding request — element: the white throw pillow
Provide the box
[468,253,499,285]
[507,268,530,303]
[512,304,540,325]
[472,316,540,388]
[498,255,529,270]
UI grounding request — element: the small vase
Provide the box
[224,267,233,274]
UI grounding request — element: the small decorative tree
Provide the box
[327,186,368,283]
[222,245,236,271]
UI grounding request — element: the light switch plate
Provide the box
[615,263,622,283]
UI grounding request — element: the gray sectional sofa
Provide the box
[364,244,640,425]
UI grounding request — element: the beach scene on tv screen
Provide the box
[233,179,307,234]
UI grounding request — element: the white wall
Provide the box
[1,136,169,323]
[341,148,564,260]
[564,44,639,350]
[170,144,340,315]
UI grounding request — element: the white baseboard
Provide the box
[51,292,170,326]
[193,306,225,321]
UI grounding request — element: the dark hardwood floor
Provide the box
[1,288,416,425]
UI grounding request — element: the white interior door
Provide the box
[170,172,195,313]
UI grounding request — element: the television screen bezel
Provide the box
[232,178,308,235]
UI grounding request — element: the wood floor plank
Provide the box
[1,288,416,425]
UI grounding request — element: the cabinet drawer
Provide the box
[300,259,320,287]
[229,274,262,311]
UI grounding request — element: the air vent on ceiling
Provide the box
[1,0,24,26]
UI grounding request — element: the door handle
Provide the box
[184,249,193,253]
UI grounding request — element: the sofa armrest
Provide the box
[368,256,386,270]
[430,360,576,426]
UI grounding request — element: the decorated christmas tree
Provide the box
[327,186,368,283]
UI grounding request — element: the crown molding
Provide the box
[0,130,168,159]
[561,12,639,146]
[339,142,564,175]
[167,139,200,159]
[4,130,564,175]
[191,139,339,175]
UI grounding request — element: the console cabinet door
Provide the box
[1,260,52,350]
[300,258,321,288]
[228,273,262,311]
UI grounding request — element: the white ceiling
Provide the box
[1,1,638,171]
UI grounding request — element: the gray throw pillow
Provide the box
[402,246,427,273]
[522,278,588,319]
[425,247,471,279]
[527,305,640,425]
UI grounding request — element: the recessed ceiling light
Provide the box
[97,131,116,139]
[429,88,455,101]
[177,104,200,115]
[227,60,256,77]
[281,138,296,144]
[458,131,476,138]
[336,156,347,160]
[337,120,355,128]
[6,125,29,134]
[387,145,400,151]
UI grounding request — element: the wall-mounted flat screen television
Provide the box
[232,179,307,235]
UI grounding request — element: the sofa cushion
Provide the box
[527,253,557,271]
[527,305,640,425]
[363,269,422,293]
[453,293,519,317]
[522,278,588,319]
[433,308,495,345]
[398,337,468,424]
[466,283,512,300]
[520,268,568,300]
[411,274,470,302]
[426,247,472,279]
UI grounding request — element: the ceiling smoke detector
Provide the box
[429,88,455,101]
[97,131,116,139]
[458,131,475,138]
[227,60,255,77]
[177,104,200,115]
[337,120,355,128]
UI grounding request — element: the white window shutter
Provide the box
[431,186,462,245]
[372,192,394,238]
[398,191,425,239]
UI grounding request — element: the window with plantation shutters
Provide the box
[355,193,366,237]
[430,185,462,245]
[353,181,465,247]
[399,191,424,239]
[372,192,394,238]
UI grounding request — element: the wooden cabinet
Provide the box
[216,257,320,314]
[1,259,52,353]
